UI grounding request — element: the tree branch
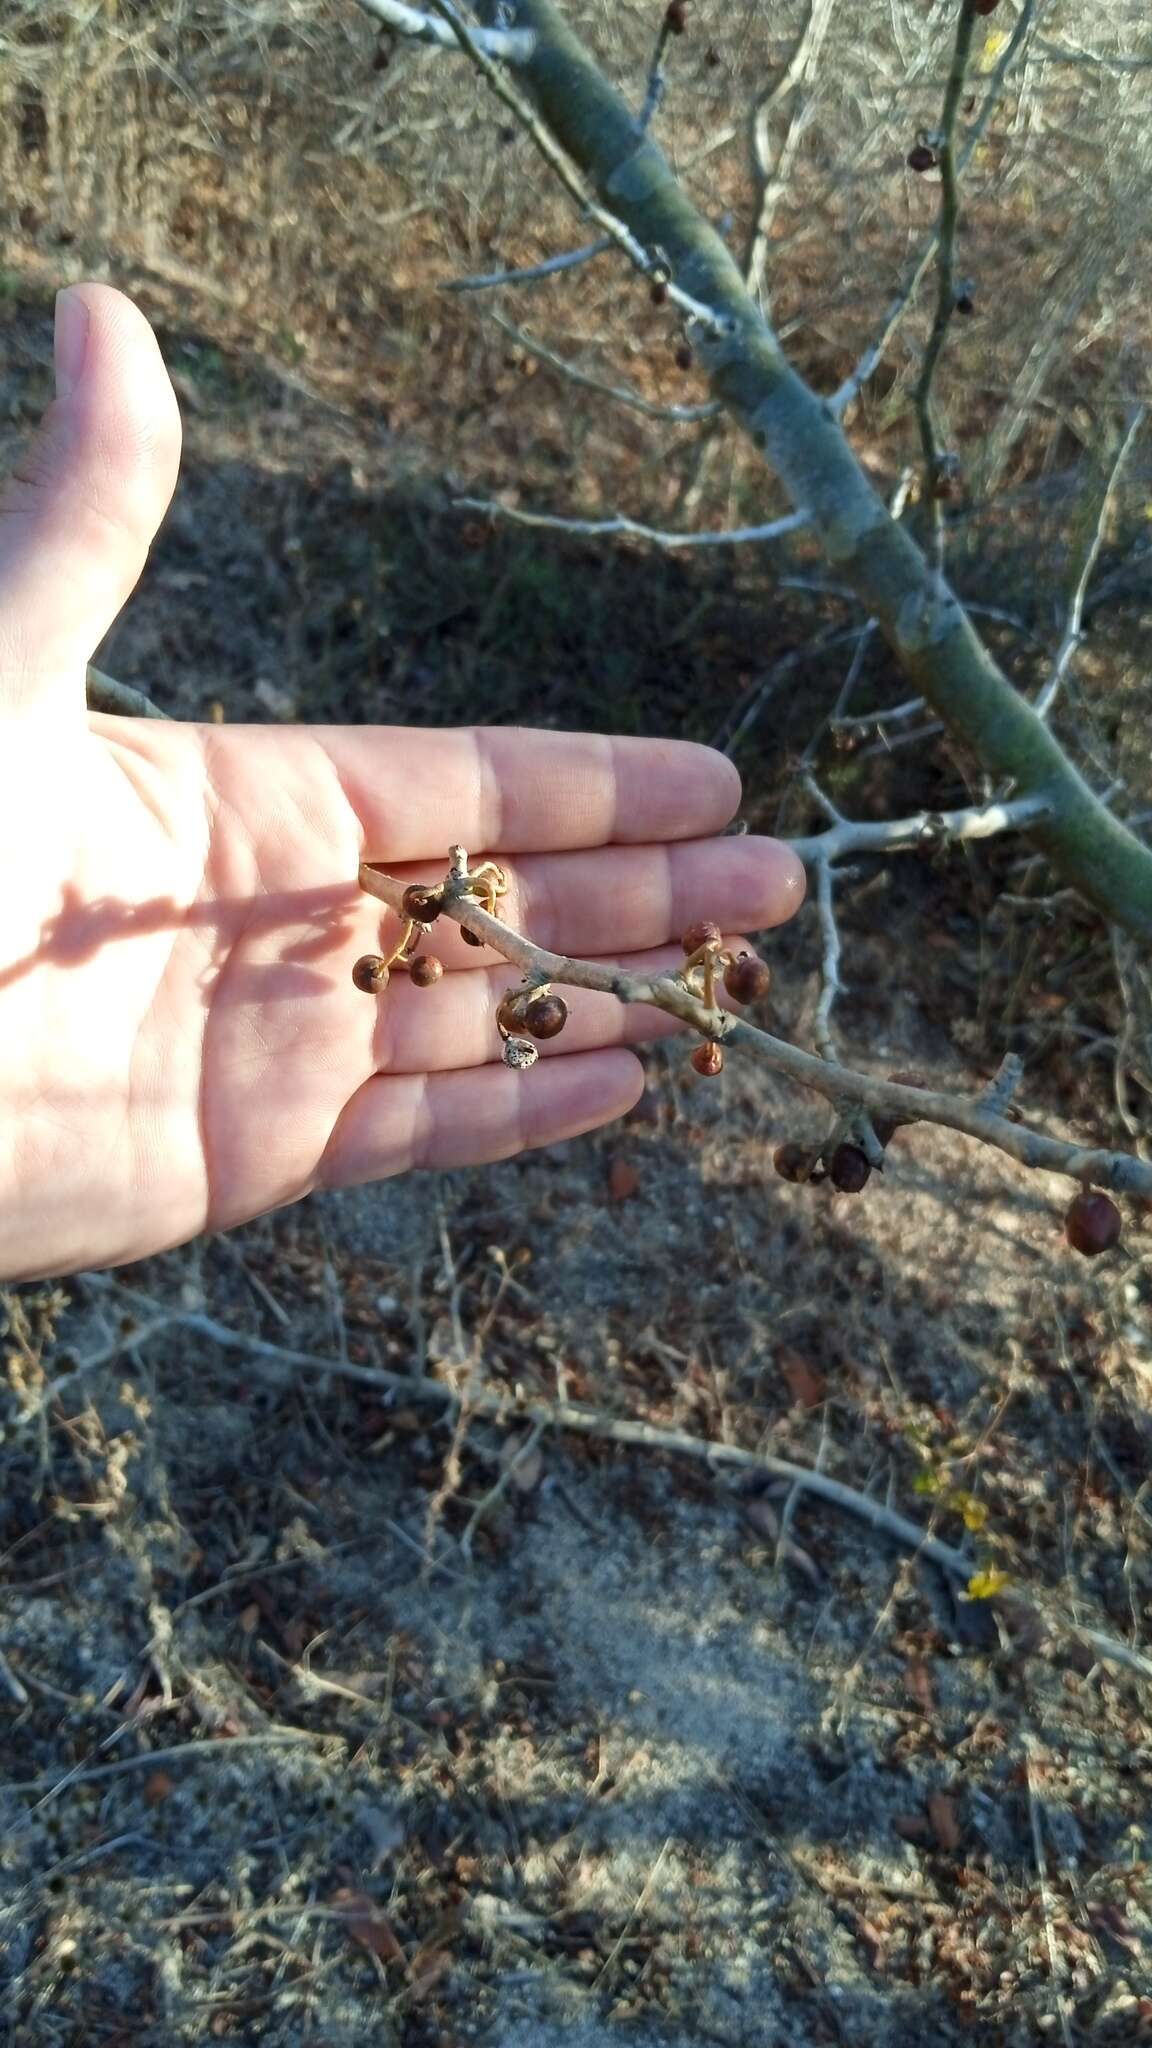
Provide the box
[358,854,1152,1198]
[456,0,1152,937]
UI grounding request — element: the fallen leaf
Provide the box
[407,1945,451,1999]
[927,1790,961,1853]
[331,1888,406,1966]
[903,1659,936,1714]
[608,1159,640,1202]
[778,1348,824,1409]
[143,1770,174,1806]
[892,1813,933,1844]
[238,1602,260,1634]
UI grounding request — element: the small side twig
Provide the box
[1034,405,1146,719]
[452,497,809,549]
[353,0,535,61]
[85,667,168,720]
[487,310,719,423]
[444,237,613,292]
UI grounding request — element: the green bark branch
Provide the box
[473,0,1152,938]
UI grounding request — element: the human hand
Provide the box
[0,284,804,1281]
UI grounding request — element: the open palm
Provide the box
[0,286,803,1281]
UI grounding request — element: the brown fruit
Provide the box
[408,954,444,988]
[352,954,390,995]
[773,1142,815,1184]
[401,884,443,923]
[1065,1190,1122,1258]
[974,0,1002,13]
[829,1143,871,1194]
[954,290,975,316]
[674,343,693,371]
[681,919,723,955]
[723,953,771,1004]
[691,1041,724,1077]
[907,143,937,173]
[649,277,668,306]
[525,993,569,1040]
[665,0,688,32]
[460,926,485,947]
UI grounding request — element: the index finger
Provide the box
[320,726,744,859]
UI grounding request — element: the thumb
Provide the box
[0,283,182,716]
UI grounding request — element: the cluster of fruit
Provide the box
[675,919,772,1078]
[770,1069,1124,1258]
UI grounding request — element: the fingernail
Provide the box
[54,287,90,401]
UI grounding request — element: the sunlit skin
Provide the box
[0,284,805,1281]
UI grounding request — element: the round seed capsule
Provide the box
[773,1141,815,1183]
[352,954,390,994]
[408,954,444,988]
[681,920,723,956]
[1064,1189,1122,1257]
[691,1041,724,1077]
[829,1142,871,1194]
[723,953,771,1004]
[401,884,443,923]
[525,994,568,1040]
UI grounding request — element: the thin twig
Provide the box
[638,10,676,131]
[914,0,982,564]
[1025,1742,1075,2048]
[444,237,613,292]
[453,497,808,548]
[1034,406,1146,719]
[459,1417,547,1560]
[487,310,719,423]
[353,0,535,61]
[12,1731,322,1811]
[744,0,836,300]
